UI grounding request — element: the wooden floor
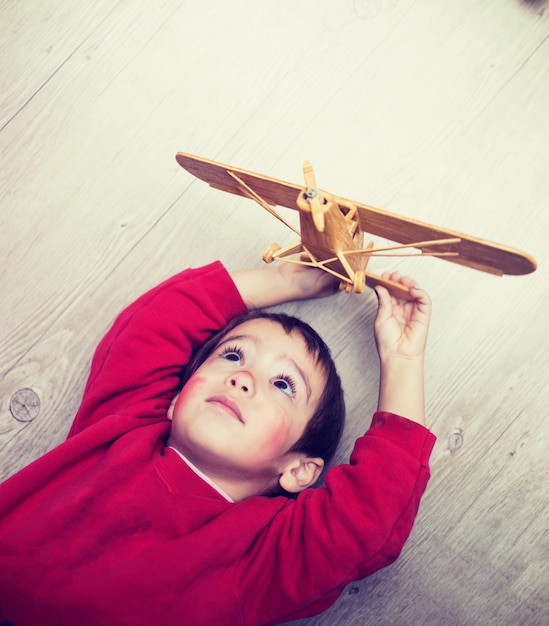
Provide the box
[1,1,548,624]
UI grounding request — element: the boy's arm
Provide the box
[241,413,435,625]
[71,263,246,434]
[374,273,431,426]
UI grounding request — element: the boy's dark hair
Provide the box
[180,310,345,490]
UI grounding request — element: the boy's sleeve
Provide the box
[69,262,246,435]
[239,412,436,625]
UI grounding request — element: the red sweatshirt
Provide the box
[0,262,435,626]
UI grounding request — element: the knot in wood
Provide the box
[448,429,464,453]
[9,388,41,422]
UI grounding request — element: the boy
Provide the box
[0,260,435,626]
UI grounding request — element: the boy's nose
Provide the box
[227,370,255,395]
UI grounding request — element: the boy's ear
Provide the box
[278,456,325,494]
[167,394,179,421]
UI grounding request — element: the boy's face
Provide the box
[167,318,326,485]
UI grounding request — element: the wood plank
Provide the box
[0,1,115,129]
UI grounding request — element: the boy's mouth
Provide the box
[207,396,243,423]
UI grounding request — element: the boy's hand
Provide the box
[231,261,338,309]
[275,261,339,300]
[374,273,431,362]
[374,273,431,426]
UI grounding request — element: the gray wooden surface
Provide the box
[1,1,547,624]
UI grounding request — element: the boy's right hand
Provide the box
[231,261,339,310]
[275,260,339,301]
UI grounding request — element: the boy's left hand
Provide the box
[373,272,431,362]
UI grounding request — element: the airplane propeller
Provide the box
[303,161,326,233]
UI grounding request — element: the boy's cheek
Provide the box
[252,414,293,463]
[176,374,206,406]
[174,376,207,413]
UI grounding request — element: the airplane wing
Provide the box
[176,151,301,209]
[175,151,536,277]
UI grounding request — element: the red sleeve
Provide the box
[239,412,436,624]
[69,262,247,436]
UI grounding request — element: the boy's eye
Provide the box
[219,346,243,364]
[273,376,296,397]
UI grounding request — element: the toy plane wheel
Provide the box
[263,243,281,263]
[353,270,366,294]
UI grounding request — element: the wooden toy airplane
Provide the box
[175,151,537,299]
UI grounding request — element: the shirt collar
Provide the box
[167,446,234,503]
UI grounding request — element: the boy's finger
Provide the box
[374,285,392,313]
